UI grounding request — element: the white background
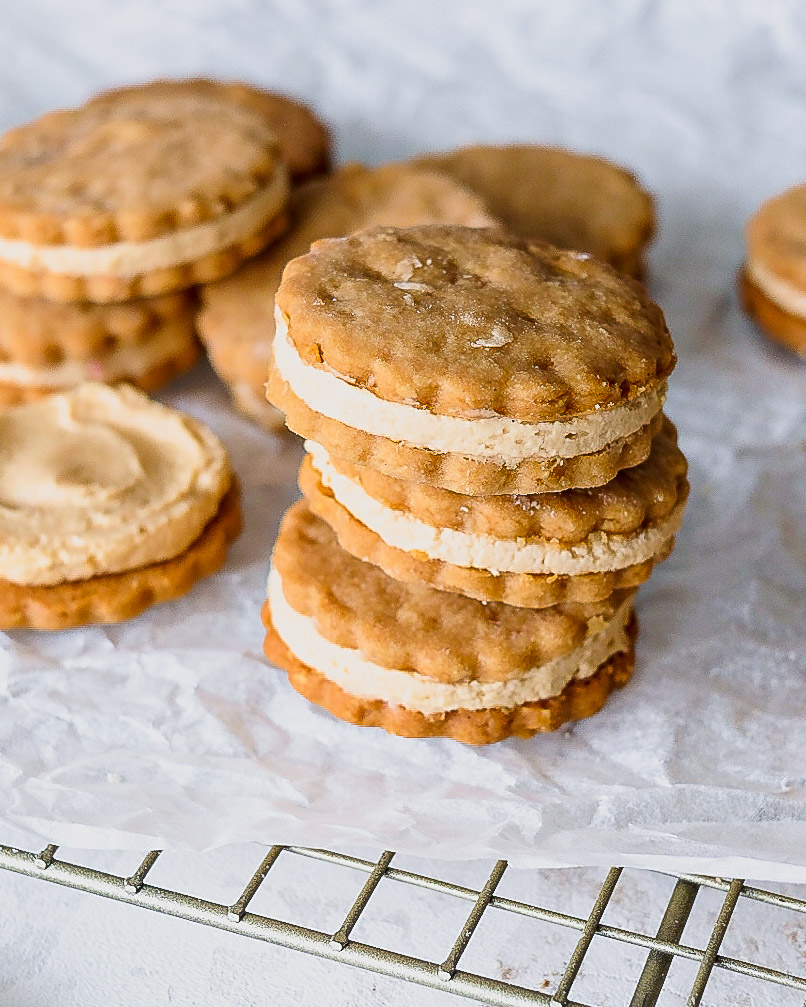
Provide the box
[2,0,806,1003]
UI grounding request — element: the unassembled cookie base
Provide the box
[0,482,242,629]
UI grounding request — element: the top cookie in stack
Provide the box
[0,78,304,402]
[268,225,673,495]
[264,225,685,743]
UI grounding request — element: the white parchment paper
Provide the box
[1,0,806,880]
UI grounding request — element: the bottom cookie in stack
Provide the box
[263,502,637,745]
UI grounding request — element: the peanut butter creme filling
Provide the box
[0,382,231,586]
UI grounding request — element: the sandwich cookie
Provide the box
[0,287,199,404]
[88,78,331,184]
[0,86,290,302]
[198,163,497,430]
[299,416,688,607]
[411,145,655,278]
[741,183,806,355]
[263,503,637,744]
[0,383,241,628]
[268,226,674,494]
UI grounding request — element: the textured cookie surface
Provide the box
[263,605,636,744]
[275,225,673,420]
[0,288,196,364]
[739,267,806,355]
[199,164,497,412]
[411,145,654,277]
[267,372,662,494]
[271,501,633,683]
[0,483,241,629]
[0,88,282,244]
[89,78,331,183]
[300,452,679,607]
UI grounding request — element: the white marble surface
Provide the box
[2,0,806,1002]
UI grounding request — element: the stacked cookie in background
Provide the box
[0,79,299,401]
[198,163,497,430]
[263,225,688,744]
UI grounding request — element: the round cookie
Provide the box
[269,225,674,494]
[299,416,688,608]
[263,502,637,744]
[198,163,497,431]
[89,78,331,183]
[0,287,199,404]
[0,382,240,628]
[0,87,290,302]
[410,145,655,278]
[742,184,806,355]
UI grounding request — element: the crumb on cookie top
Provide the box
[0,90,283,245]
[275,225,675,422]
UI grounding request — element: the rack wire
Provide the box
[1,840,806,1005]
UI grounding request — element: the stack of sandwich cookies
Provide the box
[263,225,686,742]
[0,383,241,629]
[198,163,496,430]
[741,183,806,355]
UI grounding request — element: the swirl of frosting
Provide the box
[0,383,231,586]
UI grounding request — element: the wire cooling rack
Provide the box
[2,841,806,1005]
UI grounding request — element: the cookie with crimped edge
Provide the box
[299,415,688,607]
[264,502,637,743]
[0,287,200,403]
[741,184,806,356]
[0,87,291,302]
[269,225,674,494]
[410,145,655,279]
[198,163,497,430]
[88,78,331,184]
[0,382,240,628]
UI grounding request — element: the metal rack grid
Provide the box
[2,841,806,1006]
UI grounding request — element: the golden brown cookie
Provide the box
[299,417,688,607]
[741,185,806,355]
[0,287,200,402]
[263,502,636,742]
[739,268,806,355]
[1,483,241,629]
[410,145,655,278]
[0,87,290,302]
[198,163,497,430]
[89,78,331,183]
[0,383,239,627]
[269,225,674,493]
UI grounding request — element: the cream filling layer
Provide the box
[0,169,289,277]
[273,309,665,462]
[268,567,632,713]
[307,441,684,576]
[747,257,806,320]
[0,326,193,389]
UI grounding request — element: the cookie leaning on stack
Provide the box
[263,225,686,743]
[410,145,655,279]
[198,163,496,431]
[0,383,241,629]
